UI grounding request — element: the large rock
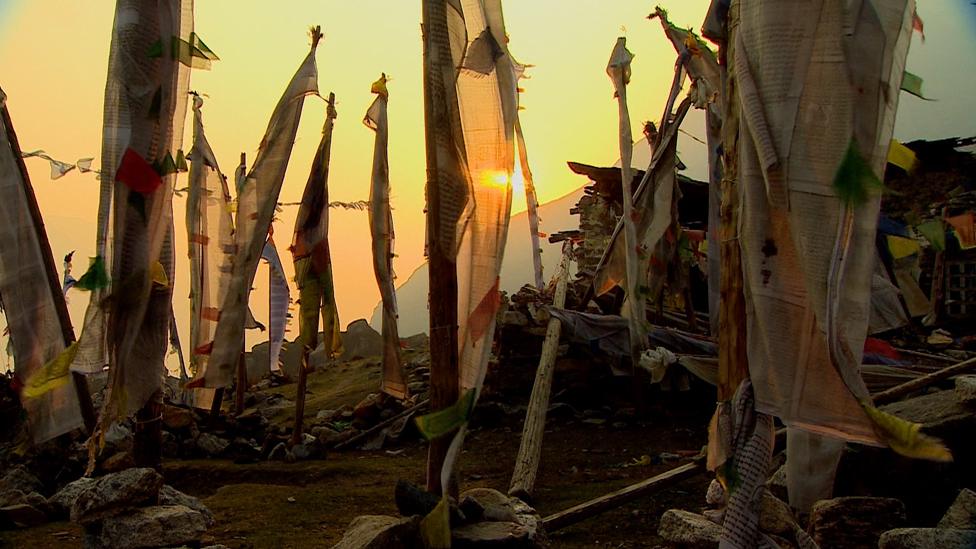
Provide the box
[956,375,976,404]
[162,405,194,430]
[70,468,163,525]
[759,491,794,536]
[0,466,43,495]
[879,528,976,549]
[195,433,230,457]
[454,488,543,547]
[880,390,974,437]
[341,319,383,360]
[939,488,976,529]
[808,497,906,548]
[92,505,208,549]
[159,485,215,527]
[331,514,420,548]
[657,509,721,548]
[48,477,97,519]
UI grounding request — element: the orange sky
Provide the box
[1,1,972,370]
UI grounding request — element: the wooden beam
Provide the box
[509,242,572,500]
[872,355,976,405]
[542,460,705,532]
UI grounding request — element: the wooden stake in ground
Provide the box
[421,0,464,496]
[1,100,97,434]
[509,241,573,500]
[291,334,314,446]
[872,355,976,405]
[235,341,247,415]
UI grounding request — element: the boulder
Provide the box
[879,528,976,549]
[332,514,420,548]
[48,477,97,520]
[759,491,794,536]
[0,466,43,495]
[938,488,976,530]
[162,405,194,430]
[159,485,215,527]
[195,433,230,457]
[93,504,208,549]
[268,442,288,461]
[880,390,974,438]
[292,434,323,460]
[103,424,134,454]
[70,468,163,525]
[0,503,48,528]
[658,509,721,548]
[341,319,383,360]
[808,497,906,548]
[956,375,976,404]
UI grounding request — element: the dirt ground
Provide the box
[0,357,716,548]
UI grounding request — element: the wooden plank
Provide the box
[872,355,976,405]
[508,242,572,499]
[542,460,705,532]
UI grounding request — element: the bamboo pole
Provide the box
[421,0,463,496]
[1,98,96,434]
[509,241,573,500]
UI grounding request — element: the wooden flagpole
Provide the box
[291,85,331,447]
[1,99,96,434]
[509,241,572,499]
[421,0,462,496]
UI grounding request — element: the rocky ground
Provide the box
[0,315,974,547]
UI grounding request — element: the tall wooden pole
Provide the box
[291,89,334,446]
[421,0,462,496]
[509,241,572,500]
[1,100,96,434]
[716,2,748,403]
[515,117,545,290]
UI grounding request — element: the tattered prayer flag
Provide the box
[861,402,950,461]
[74,255,110,291]
[415,389,476,440]
[912,9,925,42]
[200,33,319,389]
[916,220,946,252]
[886,235,921,260]
[833,140,883,207]
[887,139,919,172]
[900,71,927,100]
[261,237,290,372]
[946,212,976,249]
[116,148,162,194]
[22,342,78,399]
[365,75,408,399]
[292,92,342,363]
[150,32,219,69]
